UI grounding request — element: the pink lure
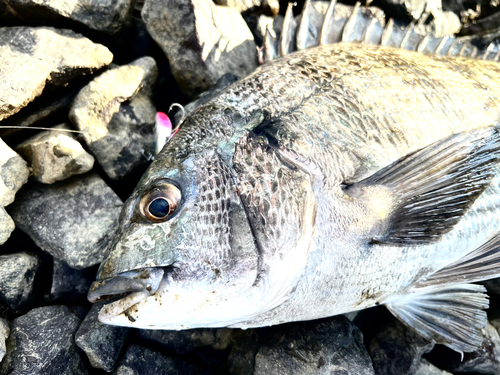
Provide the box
[155,111,174,155]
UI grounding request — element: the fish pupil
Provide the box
[149,198,170,218]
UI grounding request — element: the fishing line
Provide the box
[0,126,83,134]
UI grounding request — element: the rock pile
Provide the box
[1,0,500,374]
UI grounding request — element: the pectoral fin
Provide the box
[387,284,488,353]
[346,126,500,245]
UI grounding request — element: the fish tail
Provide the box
[262,0,500,63]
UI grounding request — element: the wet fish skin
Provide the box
[89,43,500,351]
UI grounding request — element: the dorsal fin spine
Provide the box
[296,0,312,50]
[342,2,361,43]
[319,0,337,46]
[400,21,416,49]
[280,2,296,57]
[263,1,497,63]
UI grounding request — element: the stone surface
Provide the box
[0,306,88,374]
[0,84,82,141]
[0,0,132,34]
[0,27,113,121]
[0,139,29,208]
[0,318,9,364]
[50,259,96,302]
[253,317,375,375]
[227,330,261,375]
[142,0,258,97]
[113,344,205,375]
[15,125,94,184]
[374,0,440,19]
[0,207,15,246]
[369,318,434,375]
[214,0,279,16]
[137,327,233,354]
[70,57,157,181]
[414,359,452,375]
[75,302,129,372]
[0,252,39,311]
[243,12,275,46]
[8,172,122,269]
[427,10,462,37]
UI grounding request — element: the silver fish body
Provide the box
[89,43,500,351]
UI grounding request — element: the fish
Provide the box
[87,41,500,353]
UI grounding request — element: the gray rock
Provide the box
[0,318,9,364]
[0,207,14,246]
[256,14,276,41]
[75,302,129,372]
[0,252,39,311]
[0,85,82,141]
[214,0,279,16]
[374,0,439,19]
[113,344,205,375]
[0,0,132,34]
[254,317,375,375]
[142,0,258,98]
[137,327,233,354]
[227,330,261,375]
[0,137,28,243]
[70,57,157,181]
[15,125,94,184]
[427,10,462,38]
[8,173,122,269]
[242,12,275,46]
[369,318,434,375]
[0,27,112,121]
[0,139,29,208]
[0,306,88,375]
[50,259,96,302]
[414,359,452,375]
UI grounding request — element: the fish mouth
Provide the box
[88,267,165,322]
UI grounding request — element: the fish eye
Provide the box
[149,198,171,218]
[139,182,181,223]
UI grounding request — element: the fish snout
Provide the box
[88,267,164,303]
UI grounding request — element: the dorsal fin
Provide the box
[262,1,500,64]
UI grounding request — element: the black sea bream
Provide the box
[88,27,500,353]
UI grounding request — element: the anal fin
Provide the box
[418,232,500,288]
[387,284,488,353]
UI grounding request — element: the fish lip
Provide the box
[87,267,164,303]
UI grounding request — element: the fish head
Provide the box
[88,106,265,329]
